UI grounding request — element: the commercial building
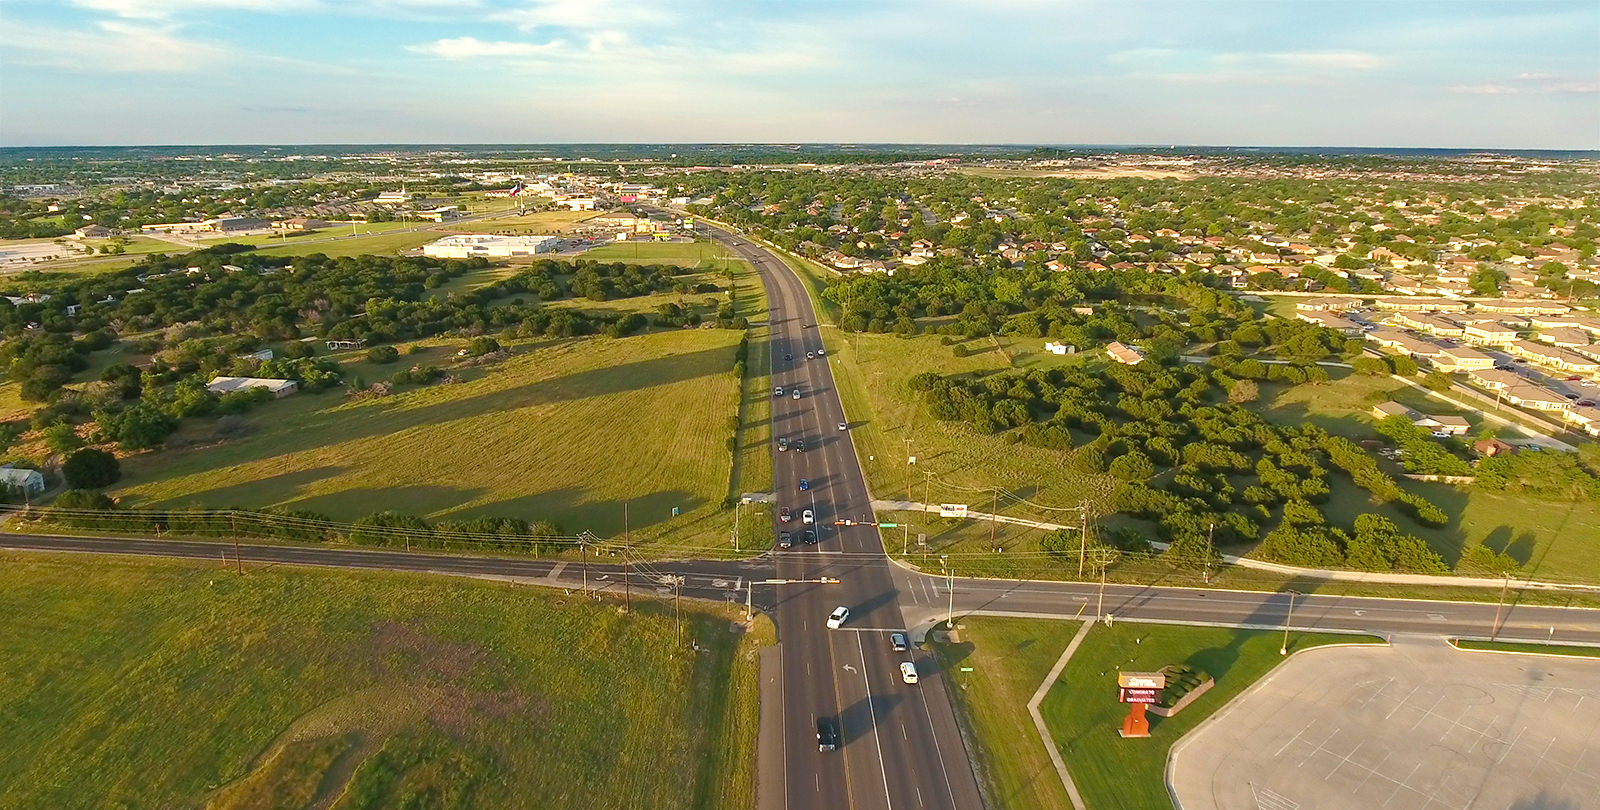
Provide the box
[203,216,271,232]
[205,376,299,398]
[274,217,331,231]
[422,234,558,259]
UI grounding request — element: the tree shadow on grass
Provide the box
[124,465,346,509]
[130,342,737,494]
[287,485,492,521]
[443,489,705,538]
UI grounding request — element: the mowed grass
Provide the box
[582,240,737,268]
[0,552,767,810]
[460,210,597,234]
[932,618,1082,810]
[1037,622,1380,810]
[112,330,747,549]
[1453,639,1600,657]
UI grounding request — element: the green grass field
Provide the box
[582,240,739,268]
[931,617,1380,810]
[0,552,767,810]
[252,228,443,259]
[111,330,752,551]
[1453,639,1600,657]
[934,618,1082,810]
[460,210,597,234]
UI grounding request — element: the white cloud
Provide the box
[1450,83,1518,94]
[407,36,563,59]
[72,0,313,19]
[488,0,666,31]
[0,18,226,72]
[1267,51,1384,71]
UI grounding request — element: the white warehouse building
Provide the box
[422,234,558,259]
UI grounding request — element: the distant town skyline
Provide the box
[2,0,1596,148]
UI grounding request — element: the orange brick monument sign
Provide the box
[1118,671,1166,738]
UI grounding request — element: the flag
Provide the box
[509,182,524,197]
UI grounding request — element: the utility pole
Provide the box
[623,503,631,613]
[1280,589,1300,655]
[580,535,588,593]
[1078,510,1087,579]
[674,577,683,645]
[733,497,741,553]
[1205,522,1215,584]
[1098,558,1107,620]
[989,488,998,551]
[1490,573,1510,641]
[231,513,242,576]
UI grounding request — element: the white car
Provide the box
[817,348,825,356]
[837,422,848,431]
[900,661,918,684]
[802,509,814,524]
[826,606,850,629]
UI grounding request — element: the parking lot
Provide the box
[1169,637,1600,810]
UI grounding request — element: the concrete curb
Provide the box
[1027,620,1094,810]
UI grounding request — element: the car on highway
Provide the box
[799,478,809,491]
[774,386,783,397]
[817,348,825,356]
[826,606,850,629]
[792,389,801,400]
[802,509,814,524]
[900,662,919,684]
[817,719,839,751]
[837,422,847,431]
[807,351,815,359]
[784,354,792,361]
[779,531,792,549]
[780,506,792,523]
[1567,375,1584,381]
[890,632,909,652]
[778,437,788,451]
[794,439,805,452]
[803,528,817,545]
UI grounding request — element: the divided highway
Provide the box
[709,223,986,810]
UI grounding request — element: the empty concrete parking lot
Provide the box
[1169,637,1600,810]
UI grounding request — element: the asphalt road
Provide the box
[705,222,986,810]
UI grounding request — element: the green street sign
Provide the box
[879,522,898,528]
[960,667,974,672]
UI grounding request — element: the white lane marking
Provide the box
[854,631,896,810]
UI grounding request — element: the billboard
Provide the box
[938,504,968,518]
[1119,687,1160,704]
[1118,672,1167,689]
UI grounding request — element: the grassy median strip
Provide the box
[0,552,767,810]
[1453,639,1600,657]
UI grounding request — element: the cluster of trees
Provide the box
[1374,415,1472,476]
[910,359,1451,573]
[25,496,568,554]
[1475,447,1600,501]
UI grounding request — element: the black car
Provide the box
[803,529,817,545]
[779,531,792,549]
[817,718,839,751]
[785,354,792,361]
[794,439,805,452]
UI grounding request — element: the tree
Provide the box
[63,448,121,489]
[1423,371,1453,392]
[1228,378,1260,404]
[1389,355,1419,376]
[1351,356,1389,376]
[42,420,84,455]
[366,345,399,364]
[465,336,501,357]
[1108,450,1156,481]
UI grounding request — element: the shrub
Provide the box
[63,448,120,489]
[366,346,399,364]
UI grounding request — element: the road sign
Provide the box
[959,667,974,672]
[1119,688,1160,704]
[879,522,898,528]
[938,503,968,518]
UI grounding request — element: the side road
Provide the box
[872,498,1600,593]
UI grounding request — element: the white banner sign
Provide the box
[938,503,968,518]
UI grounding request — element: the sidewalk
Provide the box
[871,499,1600,593]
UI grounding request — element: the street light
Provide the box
[1280,589,1300,655]
[941,554,954,627]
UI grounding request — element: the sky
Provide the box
[1,0,1596,148]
